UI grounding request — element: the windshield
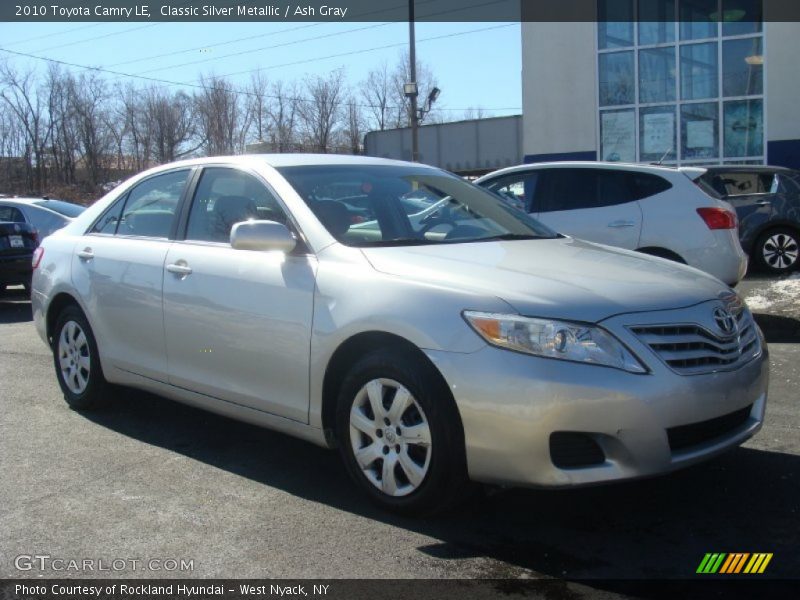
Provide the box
[34,199,85,218]
[276,165,558,247]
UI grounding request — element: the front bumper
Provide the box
[425,316,768,488]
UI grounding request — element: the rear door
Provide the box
[72,168,192,382]
[162,166,317,423]
[534,168,643,249]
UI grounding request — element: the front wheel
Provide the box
[754,227,800,274]
[52,305,109,410]
[336,348,470,515]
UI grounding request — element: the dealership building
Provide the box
[522,2,799,168]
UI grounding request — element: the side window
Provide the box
[185,168,288,244]
[539,169,599,213]
[627,172,672,200]
[596,171,634,206]
[483,172,539,212]
[90,195,126,235]
[0,205,26,223]
[718,172,770,196]
[116,170,189,238]
[25,209,67,236]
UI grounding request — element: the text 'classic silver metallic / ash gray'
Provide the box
[31,155,768,515]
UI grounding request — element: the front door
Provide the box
[162,166,317,423]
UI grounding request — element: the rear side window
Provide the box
[711,171,776,196]
[628,172,672,200]
[117,170,189,238]
[0,205,26,223]
[539,169,636,212]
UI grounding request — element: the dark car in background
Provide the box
[0,220,38,293]
[0,197,86,240]
[698,166,800,275]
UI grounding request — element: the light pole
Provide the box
[407,0,419,162]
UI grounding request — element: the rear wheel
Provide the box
[52,305,109,410]
[336,348,470,515]
[754,227,800,274]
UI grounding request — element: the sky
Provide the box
[0,20,522,122]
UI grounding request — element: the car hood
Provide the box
[360,237,730,323]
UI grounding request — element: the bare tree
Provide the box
[0,62,51,191]
[144,86,197,164]
[360,61,392,132]
[298,70,345,153]
[195,74,245,156]
[245,72,270,145]
[70,72,113,186]
[268,80,299,152]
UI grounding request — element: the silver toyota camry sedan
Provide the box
[31,155,768,514]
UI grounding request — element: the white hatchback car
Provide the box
[476,162,747,286]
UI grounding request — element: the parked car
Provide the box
[694,166,800,275]
[0,197,86,240]
[32,155,768,515]
[475,162,747,286]
[0,220,38,293]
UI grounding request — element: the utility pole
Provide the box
[408,0,419,162]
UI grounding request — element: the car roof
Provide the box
[148,153,437,171]
[701,165,797,174]
[475,161,685,182]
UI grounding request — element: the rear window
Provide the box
[33,199,85,218]
[701,171,777,197]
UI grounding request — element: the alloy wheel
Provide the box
[762,232,799,270]
[58,320,91,395]
[348,378,432,497]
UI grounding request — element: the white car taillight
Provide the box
[697,207,737,230]
[32,247,44,269]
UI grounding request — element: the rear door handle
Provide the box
[755,201,771,207]
[166,262,193,276]
[77,248,94,260]
[607,220,635,228]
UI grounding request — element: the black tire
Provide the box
[754,227,800,275]
[336,348,471,516]
[52,305,109,410]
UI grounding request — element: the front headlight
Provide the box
[463,311,647,374]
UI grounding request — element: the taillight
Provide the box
[32,247,44,269]
[697,207,737,230]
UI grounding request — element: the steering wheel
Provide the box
[419,214,457,234]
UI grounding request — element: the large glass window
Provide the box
[639,47,676,103]
[597,0,763,166]
[681,102,719,159]
[723,37,763,96]
[680,42,718,100]
[599,52,635,106]
[724,99,763,158]
[117,170,189,238]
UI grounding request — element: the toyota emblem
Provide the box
[713,307,737,336]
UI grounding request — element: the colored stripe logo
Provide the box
[697,553,773,574]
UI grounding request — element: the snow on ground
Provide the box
[744,273,800,312]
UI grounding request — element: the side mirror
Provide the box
[230,220,296,253]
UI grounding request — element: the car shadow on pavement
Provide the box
[0,291,32,323]
[80,389,800,584]
[753,312,800,343]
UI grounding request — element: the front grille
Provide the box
[550,432,606,468]
[667,405,753,452]
[630,307,760,375]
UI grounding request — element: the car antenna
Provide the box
[654,147,672,166]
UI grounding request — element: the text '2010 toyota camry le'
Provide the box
[31,155,768,515]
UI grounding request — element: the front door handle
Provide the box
[607,220,635,228]
[77,248,94,260]
[166,262,193,276]
[756,201,771,207]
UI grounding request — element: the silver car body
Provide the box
[32,155,768,488]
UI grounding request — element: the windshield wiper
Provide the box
[356,237,435,247]
[474,233,545,242]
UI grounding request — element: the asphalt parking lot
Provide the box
[1,275,798,588]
